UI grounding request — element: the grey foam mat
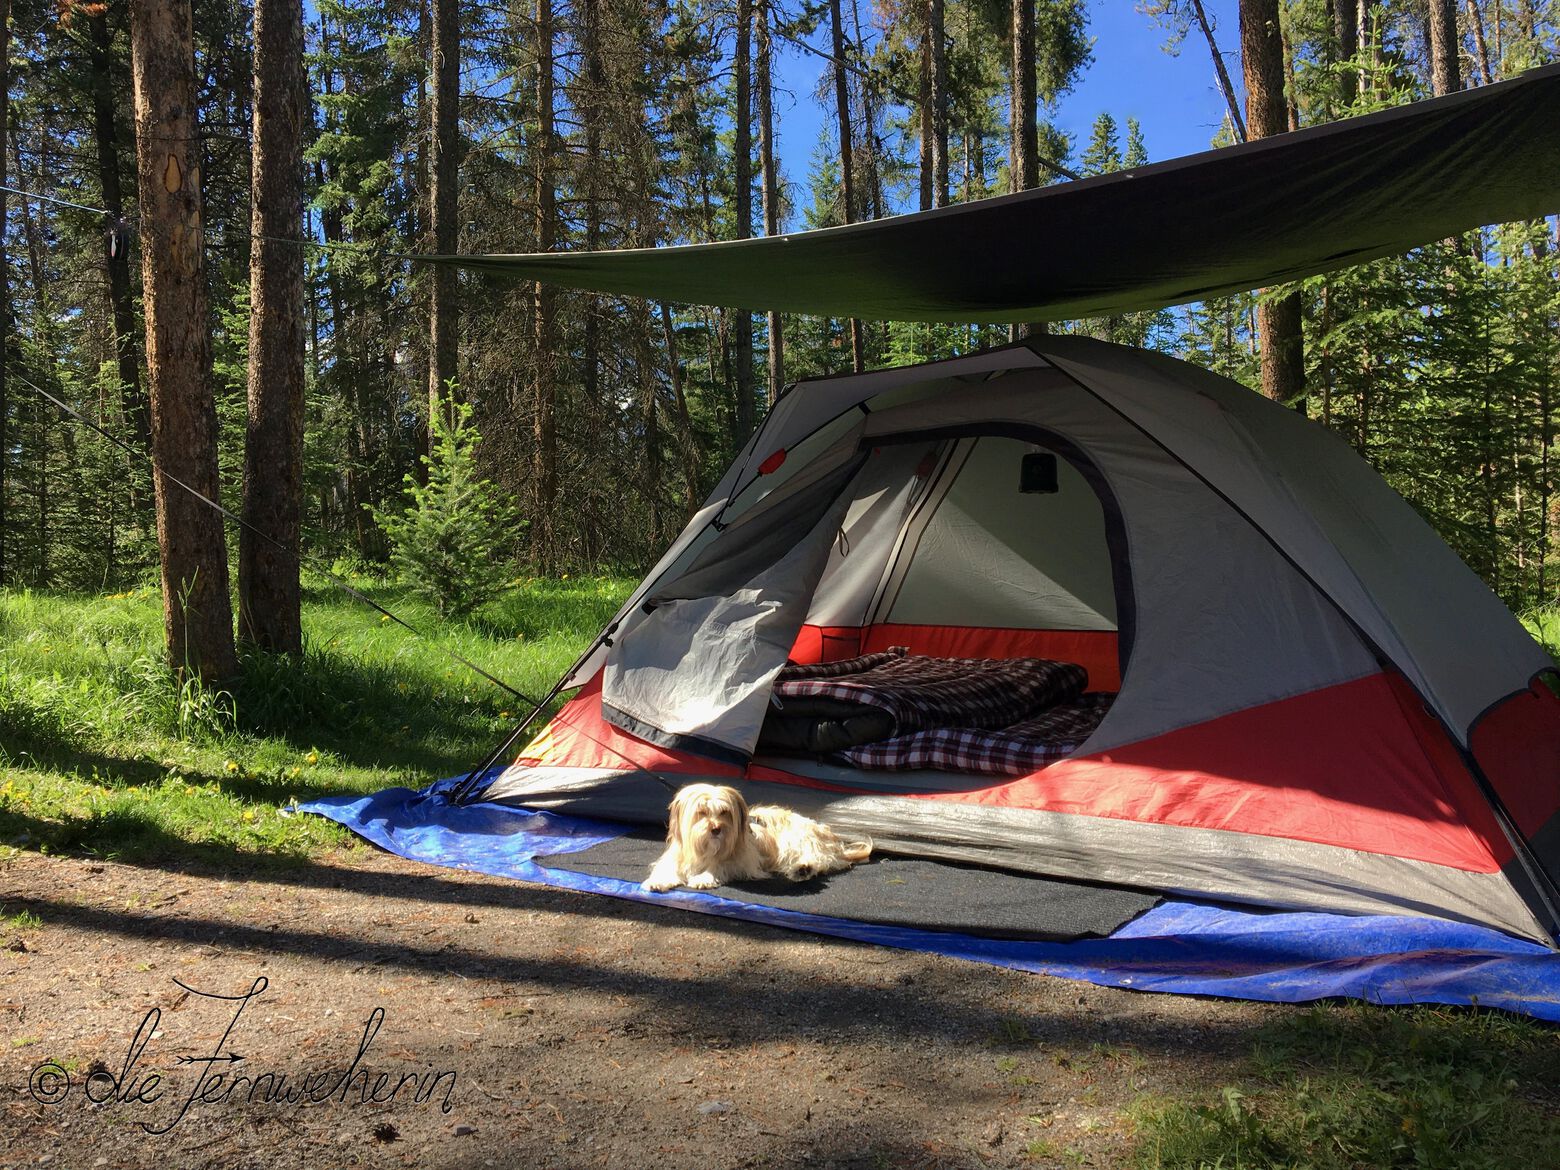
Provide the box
[537,829,1160,941]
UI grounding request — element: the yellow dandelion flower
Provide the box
[241,809,256,823]
[306,751,320,766]
[225,760,240,774]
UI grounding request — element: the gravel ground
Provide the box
[0,845,1279,1170]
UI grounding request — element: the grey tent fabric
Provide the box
[420,65,1560,323]
[484,339,1560,943]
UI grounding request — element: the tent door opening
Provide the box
[794,426,1132,690]
[757,426,1133,789]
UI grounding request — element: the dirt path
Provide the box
[1,844,1277,1170]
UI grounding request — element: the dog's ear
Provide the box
[665,789,688,845]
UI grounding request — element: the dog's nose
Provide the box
[708,822,723,836]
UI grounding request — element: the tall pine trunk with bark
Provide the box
[129,0,238,680]
[755,0,783,402]
[1241,0,1304,407]
[0,0,8,586]
[1428,0,1460,97]
[427,0,460,421]
[928,0,947,208]
[88,11,148,453]
[239,0,307,654]
[532,0,559,568]
[829,0,865,371]
[733,0,757,432]
[1009,0,1042,337]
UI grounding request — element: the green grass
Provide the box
[7,576,1560,1170]
[1521,603,1560,663]
[1131,1003,1560,1169]
[0,572,632,866]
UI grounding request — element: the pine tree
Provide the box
[1079,111,1120,176]
[371,400,521,618]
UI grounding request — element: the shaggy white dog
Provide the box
[642,783,872,892]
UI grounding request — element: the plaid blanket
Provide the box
[777,647,911,681]
[774,647,1088,735]
[843,693,1115,775]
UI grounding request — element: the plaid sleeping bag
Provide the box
[842,692,1116,775]
[773,647,1089,735]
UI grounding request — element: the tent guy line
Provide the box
[0,182,419,265]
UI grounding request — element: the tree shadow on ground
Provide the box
[1,679,501,794]
[0,735,426,808]
[0,877,1263,1060]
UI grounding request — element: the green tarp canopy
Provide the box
[428,64,1560,324]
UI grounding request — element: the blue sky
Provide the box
[770,0,1243,208]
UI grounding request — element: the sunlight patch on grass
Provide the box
[0,575,634,867]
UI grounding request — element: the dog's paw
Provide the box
[642,877,677,892]
[686,872,720,890]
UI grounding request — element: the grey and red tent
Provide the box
[478,337,1560,946]
[442,66,1560,946]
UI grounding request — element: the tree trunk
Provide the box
[580,0,604,408]
[1191,0,1246,141]
[1241,0,1305,409]
[1009,0,1036,192]
[15,125,54,586]
[851,0,885,223]
[532,0,558,568]
[755,0,784,404]
[1466,0,1492,85]
[828,0,864,372]
[427,0,460,421]
[1009,0,1042,338]
[918,0,932,212]
[1331,0,1359,108]
[88,11,149,453]
[0,0,8,586]
[1427,0,1460,96]
[238,0,306,655]
[929,0,947,208]
[129,0,238,680]
[733,0,757,429]
[1240,0,1286,139]
[1280,12,1300,130]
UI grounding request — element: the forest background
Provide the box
[1,0,1557,649]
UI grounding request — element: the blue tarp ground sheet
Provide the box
[297,776,1560,1022]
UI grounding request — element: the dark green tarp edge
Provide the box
[422,64,1560,324]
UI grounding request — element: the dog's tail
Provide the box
[842,835,872,862]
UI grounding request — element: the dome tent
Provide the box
[474,337,1560,946]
